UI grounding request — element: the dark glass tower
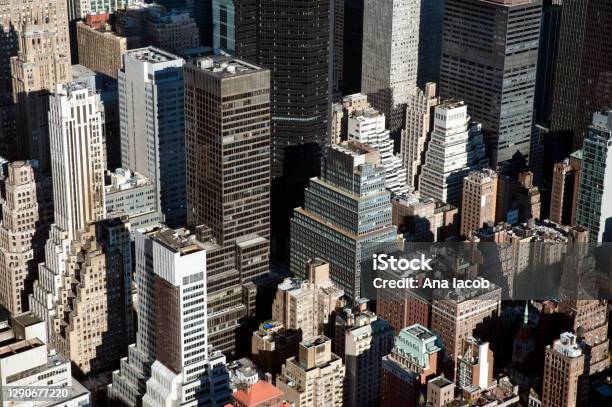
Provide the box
[440,0,542,174]
[550,0,612,150]
[194,0,213,45]
[341,0,363,95]
[417,0,445,87]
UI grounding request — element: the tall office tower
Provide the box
[401,82,439,188]
[440,0,542,173]
[194,0,213,45]
[77,13,131,80]
[272,260,344,342]
[550,0,612,150]
[418,101,488,208]
[258,0,330,177]
[550,151,582,226]
[380,324,441,406]
[10,0,72,175]
[542,332,585,407]
[48,82,105,240]
[361,0,420,133]
[342,0,364,95]
[0,313,91,405]
[334,305,394,407]
[109,227,232,407]
[460,169,498,238]
[417,0,445,87]
[575,111,612,242]
[289,142,400,299]
[183,56,271,353]
[212,0,236,51]
[277,336,345,407]
[331,0,344,100]
[347,103,410,195]
[119,47,186,227]
[430,289,501,379]
[456,337,494,390]
[559,300,610,376]
[0,161,44,315]
[104,168,163,234]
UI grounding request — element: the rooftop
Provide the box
[12,312,42,328]
[192,56,263,77]
[127,47,182,64]
[148,227,204,256]
[232,381,283,406]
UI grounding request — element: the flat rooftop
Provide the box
[0,338,44,359]
[13,312,42,327]
[192,56,263,77]
[149,227,204,256]
[127,47,181,64]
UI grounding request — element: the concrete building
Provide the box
[542,332,585,407]
[457,337,494,390]
[361,0,420,132]
[418,101,488,207]
[380,324,441,406]
[0,162,45,314]
[550,151,582,226]
[119,47,186,227]
[347,103,410,195]
[0,313,91,407]
[272,260,343,343]
[251,321,301,377]
[48,81,106,241]
[427,376,456,407]
[277,336,345,407]
[104,168,163,235]
[460,169,498,238]
[76,13,131,80]
[401,82,439,188]
[575,111,612,242]
[290,142,400,299]
[335,304,394,407]
[496,171,541,225]
[391,193,459,242]
[109,226,232,406]
[10,0,72,175]
[184,56,271,353]
[440,0,542,172]
[69,0,132,19]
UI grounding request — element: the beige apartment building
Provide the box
[0,161,40,314]
[460,169,498,237]
[542,332,585,407]
[277,336,345,407]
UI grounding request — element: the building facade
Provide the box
[460,169,498,238]
[542,332,585,407]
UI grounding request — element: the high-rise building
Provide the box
[0,162,45,315]
[417,0,445,87]
[334,304,394,407]
[361,0,420,133]
[347,102,410,195]
[550,151,582,226]
[258,0,330,177]
[460,169,498,238]
[76,13,131,80]
[272,260,343,342]
[496,171,541,225]
[550,0,612,150]
[440,0,542,172]
[380,324,441,406]
[542,332,585,407]
[418,100,488,207]
[212,0,236,52]
[401,82,439,189]
[341,0,364,95]
[184,55,271,353]
[68,0,132,20]
[251,320,302,377]
[575,111,612,242]
[456,337,494,390]
[48,82,106,240]
[10,0,72,175]
[109,226,232,406]
[194,0,214,46]
[277,336,345,407]
[290,142,400,299]
[119,47,186,227]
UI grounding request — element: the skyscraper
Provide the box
[550,0,612,150]
[401,82,439,188]
[10,0,72,174]
[341,0,364,95]
[289,142,400,299]
[550,151,582,226]
[109,226,232,406]
[417,0,445,87]
[460,169,498,238]
[277,336,345,407]
[258,0,330,177]
[418,101,488,207]
[575,111,612,242]
[184,55,271,353]
[119,47,186,227]
[440,0,542,172]
[361,0,420,132]
[0,161,44,315]
[542,332,585,407]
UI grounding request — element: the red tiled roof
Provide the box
[233,381,284,406]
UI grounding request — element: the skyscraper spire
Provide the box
[524,301,530,325]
